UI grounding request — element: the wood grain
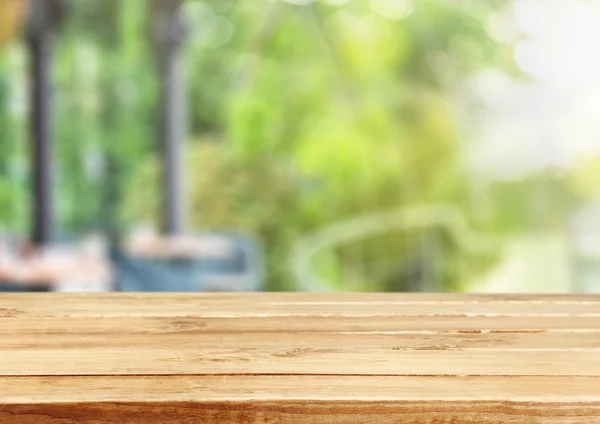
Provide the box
[3,292,600,317]
[3,376,600,423]
[1,293,600,423]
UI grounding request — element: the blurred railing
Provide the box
[291,205,497,292]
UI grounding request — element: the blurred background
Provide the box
[1,0,600,293]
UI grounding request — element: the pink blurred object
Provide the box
[124,228,233,260]
[0,237,111,290]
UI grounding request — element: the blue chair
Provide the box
[0,233,112,293]
[112,232,264,292]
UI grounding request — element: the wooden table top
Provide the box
[1,293,600,423]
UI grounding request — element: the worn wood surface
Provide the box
[1,293,600,423]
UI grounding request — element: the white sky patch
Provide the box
[369,0,414,20]
[462,0,600,179]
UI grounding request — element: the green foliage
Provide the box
[124,140,308,290]
[123,0,517,289]
[54,0,157,235]
[570,155,600,200]
[487,171,581,234]
[1,0,559,290]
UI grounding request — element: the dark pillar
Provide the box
[25,0,65,246]
[152,0,188,236]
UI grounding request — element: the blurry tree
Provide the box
[54,0,157,238]
[126,0,518,289]
[3,0,577,291]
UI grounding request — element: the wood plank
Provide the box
[1,376,600,423]
[2,346,599,376]
[6,401,599,424]
[3,316,600,377]
[4,330,600,351]
[4,293,600,318]
[3,375,600,403]
[2,315,599,335]
[5,330,600,377]
[2,294,600,422]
